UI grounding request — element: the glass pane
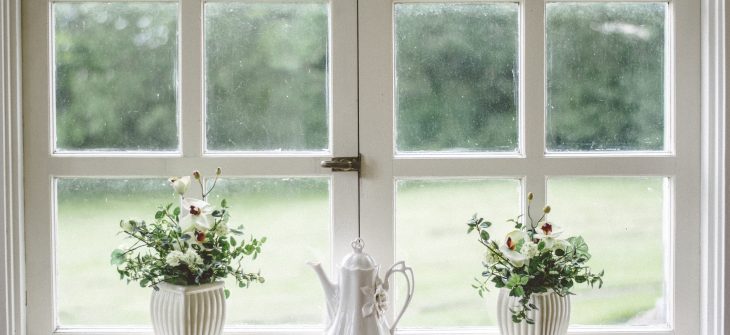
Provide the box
[395,4,519,153]
[546,3,666,152]
[205,4,329,152]
[54,3,178,152]
[210,178,330,324]
[395,179,521,327]
[56,178,175,325]
[547,177,666,326]
[56,177,330,326]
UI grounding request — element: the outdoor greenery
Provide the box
[55,3,665,152]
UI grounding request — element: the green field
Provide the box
[56,177,666,328]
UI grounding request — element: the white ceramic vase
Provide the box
[151,281,226,335]
[497,289,570,335]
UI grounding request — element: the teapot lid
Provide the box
[341,238,377,270]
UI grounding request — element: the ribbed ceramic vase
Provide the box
[497,289,570,335]
[151,281,226,335]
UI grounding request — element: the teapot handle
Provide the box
[383,261,414,335]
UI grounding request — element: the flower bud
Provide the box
[527,192,534,201]
[169,176,191,196]
[543,205,551,214]
[216,167,222,176]
[193,170,201,180]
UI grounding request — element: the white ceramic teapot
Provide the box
[309,238,415,335]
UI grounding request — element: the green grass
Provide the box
[56,177,666,327]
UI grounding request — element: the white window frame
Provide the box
[359,0,701,334]
[0,0,726,335]
[21,0,360,334]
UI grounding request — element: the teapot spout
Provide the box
[307,261,338,320]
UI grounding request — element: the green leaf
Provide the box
[224,289,231,299]
[173,207,181,216]
[110,249,126,265]
[261,236,267,243]
[155,211,165,220]
[221,199,228,208]
[480,230,490,241]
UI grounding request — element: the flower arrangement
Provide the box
[111,168,265,297]
[467,192,604,324]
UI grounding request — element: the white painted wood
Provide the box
[49,326,678,335]
[357,0,396,307]
[182,0,203,157]
[0,0,25,334]
[22,0,55,333]
[700,0,728,335]
[329,0,361,266]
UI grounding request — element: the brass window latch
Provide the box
[321,155,361,172]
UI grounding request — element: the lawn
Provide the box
[55,177,666,328]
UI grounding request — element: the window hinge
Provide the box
[320,155,361,172]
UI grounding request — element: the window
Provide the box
[22,0,701,334]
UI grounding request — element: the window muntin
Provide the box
[394,3,519,154]
[205,3,330,153]
[53,3,179,152]
[546,3,667,153]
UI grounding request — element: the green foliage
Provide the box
[546,3,665,151]
[466,193,604,324]
[205,4,328,151]
[54,3,178,150]
[396,4,518,152]
[54,3,666,154]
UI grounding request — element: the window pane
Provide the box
[54,3,178,152]
[395,179,521,327]
[205,4,329,152]
[547,177,667,326]
[546,3,666,152]
[56,178,175,325]
[395,4,519,153]
[211,178,330,324]
[56,177,330,326]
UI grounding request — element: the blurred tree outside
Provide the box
[55,3,178,151]
[55,3,665,153]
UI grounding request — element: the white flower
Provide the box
[169,176,191,196]
[535,221,563,239]
[182,249,203,267]
[179,198,215,232]
[499,230,528,267]
[119,220,134,234]
[520,240,539,258]
[166,250,184,267]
